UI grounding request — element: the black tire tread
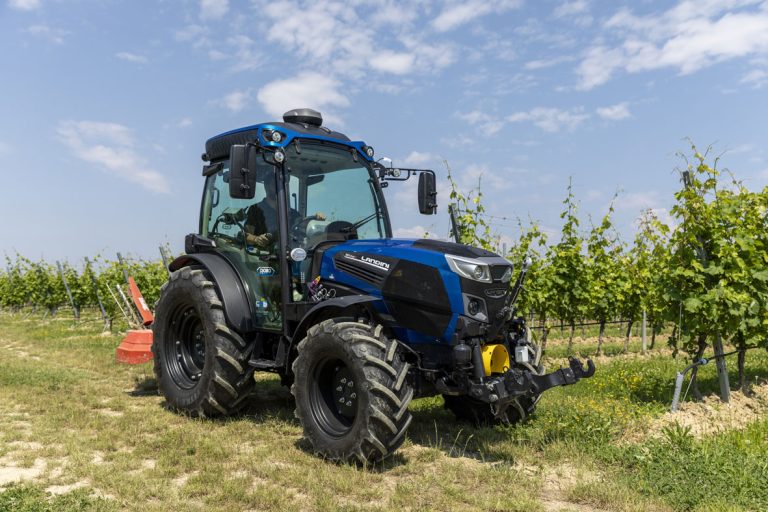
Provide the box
[291,319,413,464]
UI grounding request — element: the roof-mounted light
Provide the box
[364,145,374,158]
[263,129,284,143]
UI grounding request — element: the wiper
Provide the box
[342,211,380,232]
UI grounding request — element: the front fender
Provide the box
[292,295,388,345]
[168,253,253,332]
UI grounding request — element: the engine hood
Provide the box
[320,238,507,268]
[314,239,513,340]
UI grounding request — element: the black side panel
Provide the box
[168,254,253,333]
[382,260,449,309]
[411,239,498,258]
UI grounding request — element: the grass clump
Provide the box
[0,484,113,512]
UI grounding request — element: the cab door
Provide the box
[200,162,283,331]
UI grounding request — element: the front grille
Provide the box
[335,259,385,286]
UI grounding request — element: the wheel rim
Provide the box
[165,303,205,389]
[308,357,359,438]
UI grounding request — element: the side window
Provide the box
[203,168,267,244]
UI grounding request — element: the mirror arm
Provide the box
[202,161,223,177]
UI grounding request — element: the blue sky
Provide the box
[2,0,768,263]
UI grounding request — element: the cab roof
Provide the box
[204,108,369,162]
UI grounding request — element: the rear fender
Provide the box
[168,254,253,332]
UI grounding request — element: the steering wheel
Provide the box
[211,213,246,246]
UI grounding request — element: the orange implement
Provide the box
[116,329,154,364]
[128,277,154,326]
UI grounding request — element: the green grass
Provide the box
[0,309,766,511]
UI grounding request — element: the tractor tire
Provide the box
[291,319,413,464]
[443,394,537,426]
[152,265,256,417]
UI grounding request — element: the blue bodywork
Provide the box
[317,238,464,345]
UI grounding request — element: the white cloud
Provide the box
[741,68,768,88]
[57,121,170,194]
[116,52,148,64]
[259,0,374,74]
[596,102,631,120]
[577,1,768,89]
[226,35,262,72]
[576,46,624,90]
[524,55,574,70]
[200,0,228,20]
[177,117,193,128]
[432,0,521,32]
[402,151,437,166]
[615,191,662,211]
[26,24,67,44]
[372,2,419,26]
[214,89,252,113]
[174,24,208,47]
[507,107,589,132]
[0,141,10,155]
[255,0,453,78]
[457,110,505,136]
[9,0,40,10]
[462,163,512,191]
[369,51,415,75]
[553,0,589,18]
[394,225,429,239]
[257,72,349,125]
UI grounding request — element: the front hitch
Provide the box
[529,357,595,394]
[465,356,596,406]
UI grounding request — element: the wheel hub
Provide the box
[165,304,205,389]
[332,366,357,417]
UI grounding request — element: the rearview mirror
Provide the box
[229,144,258,199]
[418,171,437,215]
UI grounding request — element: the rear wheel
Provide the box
[292,319,413,464]
[443,394,537,426]
[152,266,256,417]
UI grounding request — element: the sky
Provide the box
[2,0,768,264]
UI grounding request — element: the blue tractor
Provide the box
[153,108,594,463]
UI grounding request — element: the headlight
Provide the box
[445,254,491,283]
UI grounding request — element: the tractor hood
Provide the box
[315,239,513,342]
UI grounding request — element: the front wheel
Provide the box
[291,320,413,464]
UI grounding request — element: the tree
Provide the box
[634,210,671,350]
[509,219,553,348]
[445,161,499,252]
[585,201,623,355]
[666,144,768,397]
[547,179,588,353]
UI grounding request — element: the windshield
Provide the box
[284,142,389,250]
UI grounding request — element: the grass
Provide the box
[0,309,766,511]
